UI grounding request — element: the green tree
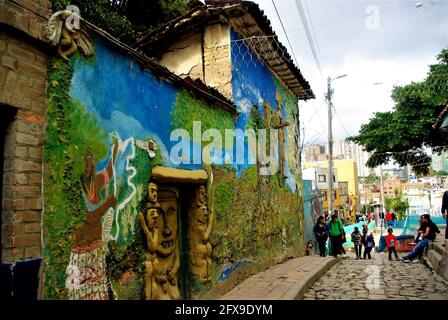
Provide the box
[348,49,448,175]
[385,192,409,220]
[53,0,200,42]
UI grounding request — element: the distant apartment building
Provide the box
[304,144,326,162]
[331,140,371,178]
[383,179,403,198]
[303,159,360,216]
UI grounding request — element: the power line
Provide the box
[294,0,322,74]
[271,0,299,65]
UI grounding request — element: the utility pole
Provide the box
[327,76,335,217]
[325,74,347,217]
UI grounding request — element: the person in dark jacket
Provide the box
[402,214,440,263]
[313,216,329,257]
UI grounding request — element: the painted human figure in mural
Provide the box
[273,91,290,180]
[66,138,120,300]
[154,189,180,300]
[139,205,160,300]
[273,110,290,179]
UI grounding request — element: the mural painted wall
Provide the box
[303,180,322,244]
[42,29,305,299]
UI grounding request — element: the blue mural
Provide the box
[230,30,296,192]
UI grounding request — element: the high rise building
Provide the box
[304,144,326,162]
[330,140,371,178]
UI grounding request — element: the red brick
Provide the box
[24,245,41,258]
[14,185,40,198]
[1,54,18,70]
[7,43,35,62]
[13,223,25,235]
[15,173,28,185]
[28,146,42,159]
[21,210,42,222]
[14,233,40,248]
[15,145,28,158]
[28,172,41,185]
[16,132,40,146]
[18,60,45,78]
[14,158,41,172]
[25,222,40,233]
[13,198,42,210]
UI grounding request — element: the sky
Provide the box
[203,0,448,147]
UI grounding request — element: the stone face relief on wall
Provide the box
[189,185,214,284]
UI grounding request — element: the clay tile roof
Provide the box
[134,1,314,100]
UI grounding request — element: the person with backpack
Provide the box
[328,214,345,258]
[351,227,362,259]
[402,214,440,263]
[364,232,375,259]
[313,216,329,257]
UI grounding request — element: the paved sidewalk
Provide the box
[221,256,341,300]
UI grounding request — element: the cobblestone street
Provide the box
[304,252,448,300]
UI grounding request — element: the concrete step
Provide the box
[433,243,447,257]
[427,249,443,272]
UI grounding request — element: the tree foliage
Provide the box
[348,49,448,175]
[384,192,409,220]
[52,0,201,42]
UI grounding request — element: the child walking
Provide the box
[386,228,400,261]
[364,232,375,259]
[351,227,362,259]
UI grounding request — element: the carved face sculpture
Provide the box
[145,207,159,230]
[197,185,206,204]
[157,190,178,257]
[148,182,158,203]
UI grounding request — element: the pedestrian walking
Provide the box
[386,228,399,261]
[360,224,369,259]
[402,214,440,263]
[364,232,375,259]
[351,227,362,259]
[328,214,345,258]
[313,216,329,257]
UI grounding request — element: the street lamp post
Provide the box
[326,74,347,217]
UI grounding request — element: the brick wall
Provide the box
[0,0,51,264]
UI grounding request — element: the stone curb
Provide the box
[281,257,343,300]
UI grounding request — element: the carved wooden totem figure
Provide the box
[155,189,180,300]
[189,185,213,284]
[139,205,159,300]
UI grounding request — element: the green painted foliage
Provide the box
[171,90,235,141]
[43,58,109,299]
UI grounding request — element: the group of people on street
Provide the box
[312,211,444,263]
[313,214,375,259]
